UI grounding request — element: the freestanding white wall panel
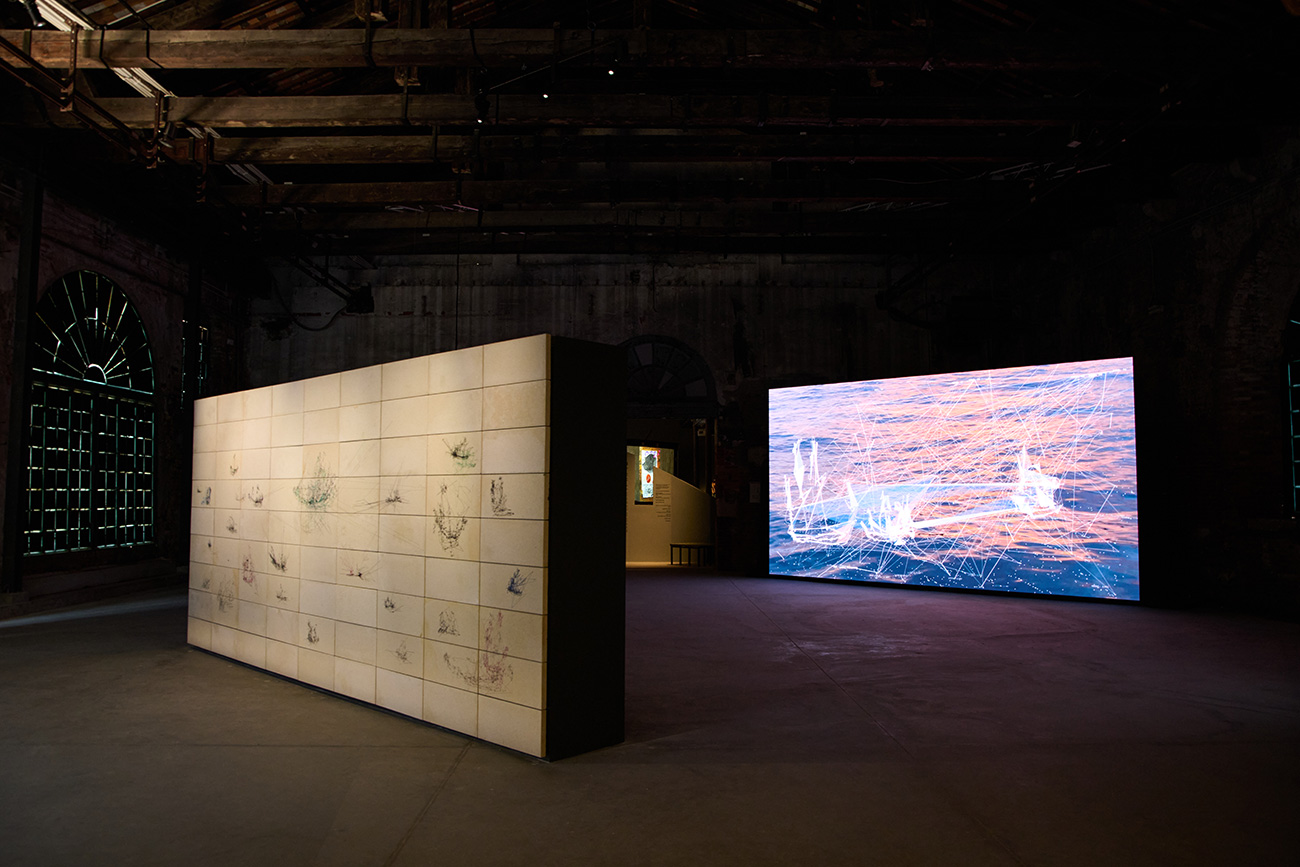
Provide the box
[187,335,624,759]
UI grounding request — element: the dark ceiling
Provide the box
[1,0,1296,268]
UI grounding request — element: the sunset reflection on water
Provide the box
[769,358,1139,600]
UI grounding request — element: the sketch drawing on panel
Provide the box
[445,437,477,471]
[198,486,211,505]
[242,485,264,507]
[489,477,513,516]
[294,453,338,531]
[478,652,513,692]
[431,482,473,554]
[441,612,514,692]
[341,552,380,584]
[436,608,460,636]
[229,455,239,476]
[306,621,320,644]
[442,651,477,688]
[275,584,288,602]
[241,555,256,587]
[352,472,410,514]
[391,640,414,666]
[216,579,235,612]
[383,595,401,613]
[506,569,533,606]
[477,612,514,692]
[382,477,407,509]
[225,517,238,534]
[268,547,288,573]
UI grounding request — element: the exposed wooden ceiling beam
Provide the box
[219,177,1027,208]
[166,132,1059,164]
[251,207,961,235]
[242,225,1079,257]
[34,94,1118,129]
[0,27,1213,71]
[263,233,904,256]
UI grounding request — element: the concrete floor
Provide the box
[1,571,1297,866]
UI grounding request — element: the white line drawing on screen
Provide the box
[785,441,1061,545]
[771,359,1138,598]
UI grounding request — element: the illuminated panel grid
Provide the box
[187,336,555,756]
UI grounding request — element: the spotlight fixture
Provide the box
[607,68,615,75]
[19,0,48,27]
[473,90,491,124]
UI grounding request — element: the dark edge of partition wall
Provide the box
[544,337,626,760]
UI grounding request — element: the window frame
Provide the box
[23,271,156,557]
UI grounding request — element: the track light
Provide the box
[473,91,490,124]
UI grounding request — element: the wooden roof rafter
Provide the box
[15,92,1149,129]
[0,27,1232,72]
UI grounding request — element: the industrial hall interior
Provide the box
[0,0,1297,864]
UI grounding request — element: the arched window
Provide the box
[24,271,155,554]
[621,334,718,418]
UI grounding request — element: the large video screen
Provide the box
[769,358,1138,600]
